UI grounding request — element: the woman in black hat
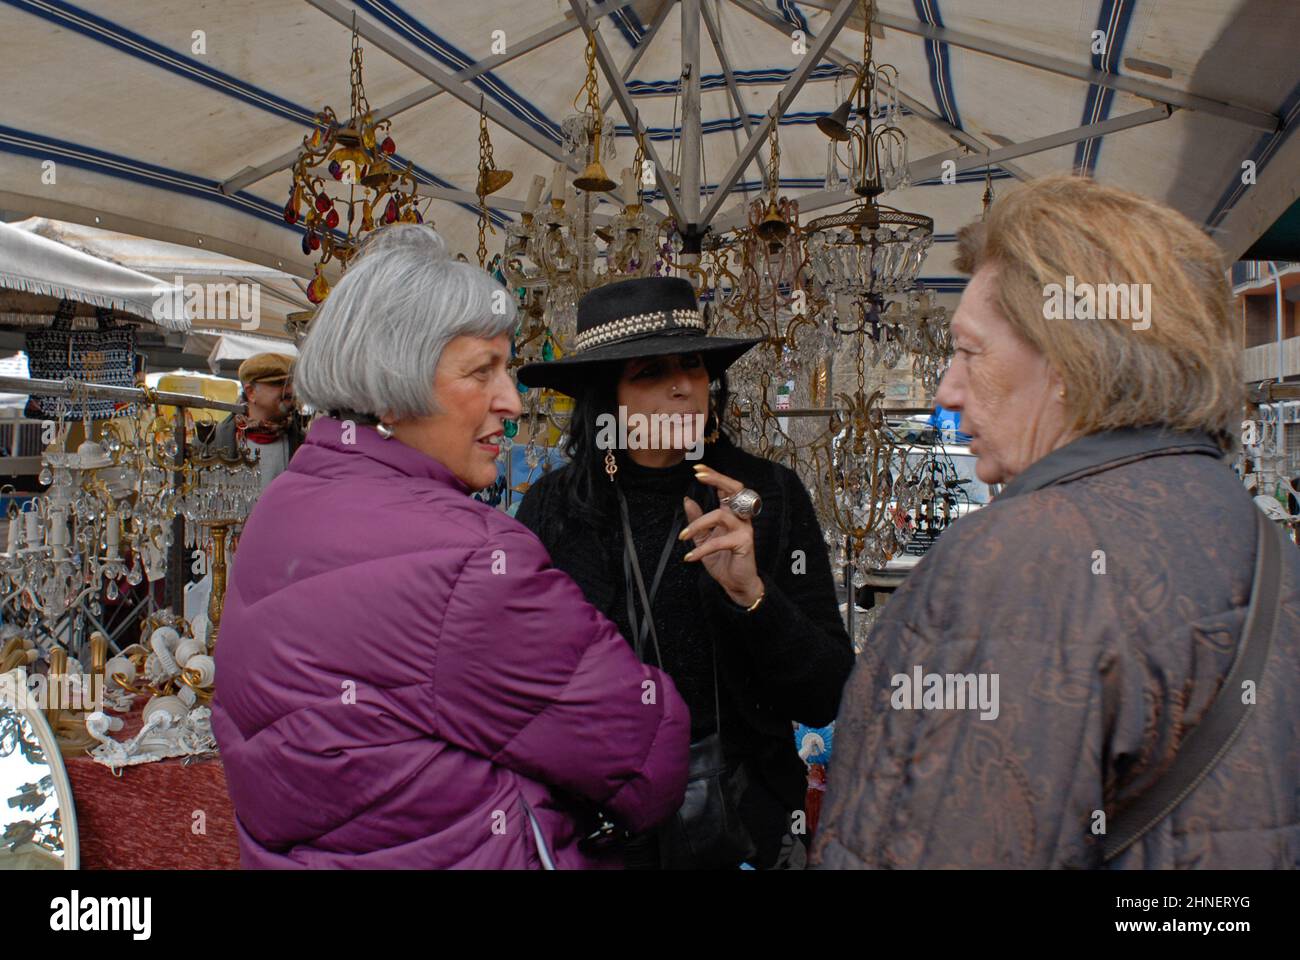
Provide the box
[516,276,854,870]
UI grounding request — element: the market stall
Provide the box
[0,0,1295,879]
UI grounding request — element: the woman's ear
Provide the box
[1045,361,1069,404]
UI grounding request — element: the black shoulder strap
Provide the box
[616,480,725,736]
[1101,509,1284,863]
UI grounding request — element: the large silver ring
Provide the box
[722,488,762,520]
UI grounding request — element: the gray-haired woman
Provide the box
[813,175,1300,870]
[211,225,690,869]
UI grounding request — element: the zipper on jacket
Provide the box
[518,793,556,870]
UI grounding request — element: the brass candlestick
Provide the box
[206,521,234,653]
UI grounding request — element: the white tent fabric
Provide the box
[196,331,300,375]
[9,218,306,340]
[0,219,189,330]
[0,0,1294,285]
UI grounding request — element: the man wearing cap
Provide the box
[202,352,303,490]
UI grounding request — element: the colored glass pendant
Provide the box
[381,136,396,155]
[306,270,330,304]
[325,208,340,229]
[283,202,298,225]
[315,193,332,213]
[541,339,555,362]
[309,128,323,149]
[308,232,321,251]
[301,232,313,255]
[383,198,399,224]
[329,159,343,180]
[503,420,518,439]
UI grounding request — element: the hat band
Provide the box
[571,308,705,353]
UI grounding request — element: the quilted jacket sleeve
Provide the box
[434,520,690,834]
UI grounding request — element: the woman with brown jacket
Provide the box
[814,175,1300,870]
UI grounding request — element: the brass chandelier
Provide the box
[475,103,514,269]
[283,23,425,305]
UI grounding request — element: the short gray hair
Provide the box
[294,225,517,419]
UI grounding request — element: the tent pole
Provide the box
[0,376,242,413]
[681,0,703,233]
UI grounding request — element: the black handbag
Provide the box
[25,301,136,420]
[616,484,757,870]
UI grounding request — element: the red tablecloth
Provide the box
[64,700,241,869]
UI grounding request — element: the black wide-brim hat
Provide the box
[516,276,762,397]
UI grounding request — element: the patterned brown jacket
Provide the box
[813,427,1300,869]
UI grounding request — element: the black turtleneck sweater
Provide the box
[515,436,854,867]
[608,454,722,739]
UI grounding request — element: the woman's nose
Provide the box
[935,365,963,411]
[498,373,523,418]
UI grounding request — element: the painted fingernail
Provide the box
[683,550,696,561]
[678,529,690,541]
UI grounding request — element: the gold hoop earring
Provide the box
[604,449,618,482]
[704,398,721,444]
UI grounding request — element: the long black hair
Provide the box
[549,362,735,536]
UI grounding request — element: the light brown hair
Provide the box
[955,174,1241,448]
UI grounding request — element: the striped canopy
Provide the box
[0,0,1295,296]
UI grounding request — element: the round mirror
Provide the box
[0,669,79,869]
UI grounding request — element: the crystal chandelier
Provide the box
[502,36,664,477]
[817,0,908,198]
[806,201,933,306]
[798,193,948,582]
[701,245,812,466]
[283,22,426,305]
[1,397,157,646]
[689,124,828,468]
[806,345,922,584]
[502,34,661,345]
[888,289,952,395]
[602,153,661,277]
[807,0,945,384]
[1,391,263,658]
[178,444,261,649]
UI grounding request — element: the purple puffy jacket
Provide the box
[211,417,690,868]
